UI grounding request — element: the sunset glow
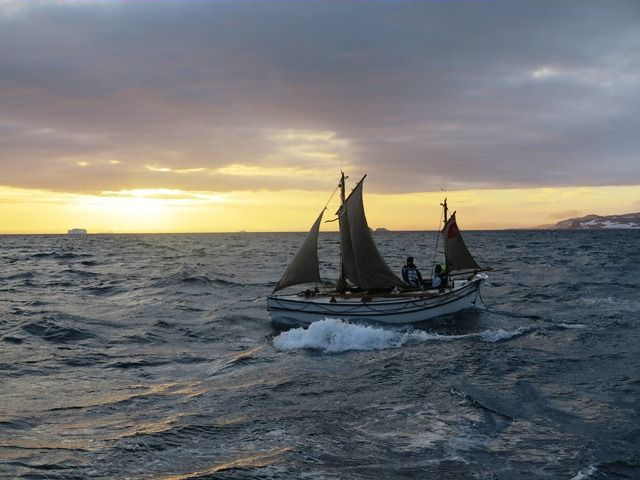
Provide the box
[1,1,638,233]
[1,184,638,234]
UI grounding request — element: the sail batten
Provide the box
[342,179,405,290]
[443,212,481,272]
[273,210,324,292]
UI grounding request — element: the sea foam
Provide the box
[273,318,529,353]
[570,465,598,480]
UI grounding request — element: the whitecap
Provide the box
[570,465,598,480]
[272,319,530,353]
[273,318,432,352]
[477,327,531,342]
[557,323,586,329]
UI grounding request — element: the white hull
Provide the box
[268,274,487,326]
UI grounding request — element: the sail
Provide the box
[343,178,405,290]
[273,210,324,292]
[337,203,360,287]
[443,212,481,272]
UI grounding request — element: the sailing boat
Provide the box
[267,173,489,325]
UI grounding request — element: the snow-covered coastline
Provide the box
[549,213,640,230]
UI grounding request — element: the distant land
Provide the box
[542,213,640,230]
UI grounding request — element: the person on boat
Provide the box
[432,264,442,289]
[402,256,422,288]
[432,264,448,290]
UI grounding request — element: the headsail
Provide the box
[342,177,404,290]
[443,212,481,272]
[273,210,324,292]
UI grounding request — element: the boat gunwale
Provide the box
[267,283,480,318]
[267,279,481,315]
[268,278,480,304]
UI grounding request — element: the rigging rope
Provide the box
[322,183,341,221]
[476,288,542,320]
[325,183,340,210]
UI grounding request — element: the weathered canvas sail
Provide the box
[343,178,405,290]
[273,210,324,292]
[443,212,481,272]
[337,203,360,287]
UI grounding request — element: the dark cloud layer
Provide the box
[1,0,639,193]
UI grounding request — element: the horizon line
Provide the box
[0,227,625,235]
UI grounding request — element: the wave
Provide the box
[31,252,92,259]
[272,319,531,353]
[181,275,215,284]
[45,382,200,412]
[449,386,516,421]
[570,465,598,480]
[153,447,291,479]
[81,284,121,296]
[555,322,586,330]
[152,266,243,287]
[0,416,38,431]
[21,319,95,343]
[63,353,111,367]
[477,327,532,341]
[2,271,35,281]
[61,268,100,277]
[2,335,23,344]
[106,358,170,369]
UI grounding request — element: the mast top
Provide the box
[441,197,448,225]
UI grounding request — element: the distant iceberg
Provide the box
[67,228,87,235]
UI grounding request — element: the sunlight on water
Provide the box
[1,231,639,479]
[158,447,292,480]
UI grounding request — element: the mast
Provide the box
[432,197,446,274]
[336,171,347,292]
[441,197,448,225]
[334,173,404,291]
[441,197,448,269]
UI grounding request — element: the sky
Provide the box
[1,0,639,233]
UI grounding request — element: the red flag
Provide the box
[447,222,459,239]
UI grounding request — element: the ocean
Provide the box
[1,231,639,479]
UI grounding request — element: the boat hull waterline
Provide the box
[268,274,487,325]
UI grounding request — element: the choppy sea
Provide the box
[1,231,639,479]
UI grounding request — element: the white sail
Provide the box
[273,210,324,292]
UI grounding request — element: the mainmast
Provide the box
[441,197,448,225]
[336,171,347,292]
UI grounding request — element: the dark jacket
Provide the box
[402,264,422,287]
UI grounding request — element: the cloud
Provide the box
[1,0,639,195]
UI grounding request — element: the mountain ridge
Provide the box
[544,212,640,230]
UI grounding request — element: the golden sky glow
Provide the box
[2,2,639,233]
[1,184,638,234]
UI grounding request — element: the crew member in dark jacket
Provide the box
[402,256,422,288]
